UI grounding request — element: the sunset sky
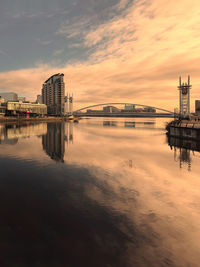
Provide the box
[0,0,200,111]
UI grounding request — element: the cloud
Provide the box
[1,0,200,111]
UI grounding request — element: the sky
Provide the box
[0,0,200,111]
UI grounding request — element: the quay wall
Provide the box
[167,119,200,140]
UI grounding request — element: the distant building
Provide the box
[103,106,120,113]
[18,97,26,102]
[86,109,103,113]
[195,100,200,115]
[143,107,156,113]
[42,73,65,115]
[124,104,135,111]
[36,95,42,104]
[0,92,18,102]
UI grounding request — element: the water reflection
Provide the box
[167,135,200,171]
[0,119,200,266]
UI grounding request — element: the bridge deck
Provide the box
[74,112,175,118]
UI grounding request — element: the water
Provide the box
[0,118,200,267]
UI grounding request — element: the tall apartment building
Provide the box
[42,73,65,115]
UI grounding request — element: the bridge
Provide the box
[72,103,176,118]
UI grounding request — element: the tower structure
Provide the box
[65,93,73,115]
[42,73,65,115]
[178,76,191,118]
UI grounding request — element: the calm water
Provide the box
[0,118,200,267]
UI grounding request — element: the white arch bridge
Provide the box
[72,103,177,118]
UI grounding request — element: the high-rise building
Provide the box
[0,92,18,102]
[42,73,65,115]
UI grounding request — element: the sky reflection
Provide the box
[0,118,200,266]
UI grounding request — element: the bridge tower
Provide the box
[178,76,191,118]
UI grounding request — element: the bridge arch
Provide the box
[73,103,174,114]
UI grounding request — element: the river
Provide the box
[0,118,200,267]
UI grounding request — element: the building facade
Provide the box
[6,102,47,116]
[42,73,65,115]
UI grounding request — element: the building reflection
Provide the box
[102,121,155,128]
[103,121,117,127]
[42,122,65,162]
[167,135,200,171]
[0,123,47,145]
[42,122,74,162]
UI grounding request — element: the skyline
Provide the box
[0,0,200,111]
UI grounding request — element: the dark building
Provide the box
[42,122,65,162]
[42,73,65,115]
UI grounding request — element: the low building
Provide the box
[6,102,47,116]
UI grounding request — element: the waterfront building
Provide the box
[6,101,47,116]
[42,73,65,115]
[0,92,18,102]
